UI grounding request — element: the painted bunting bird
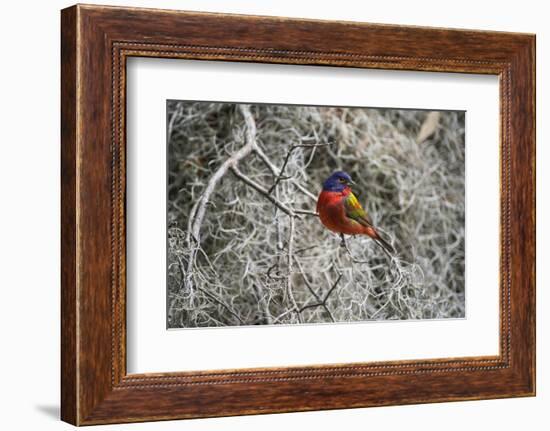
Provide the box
[316,171,395,254]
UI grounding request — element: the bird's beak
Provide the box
[348,179,357,186]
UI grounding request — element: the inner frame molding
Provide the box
[61,4,534,425]
[122,46,505,383]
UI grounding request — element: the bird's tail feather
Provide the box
[374,235,395,256]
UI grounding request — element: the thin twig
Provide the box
[167,103,183,142]
[252,283,273,325]
[267,142,333,194]
[230,166,295,216]
[299,272,343,319]
[174,254,244,325]
[292,181,318,202]
[286,216,302,323]
[340,234,370,264]
[267,262,285,280]
[294,244,323,254]
[294,210,319,217]
[195,285,246,325]
[293,256,336,322]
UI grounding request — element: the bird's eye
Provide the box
[339,178,346,183]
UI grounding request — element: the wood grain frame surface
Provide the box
[61,4,536,425]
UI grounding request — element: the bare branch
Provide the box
[230,165,295,216]
[294,209,319,217]
[183,104,259,296]
[190,104,258,243]
[230,166,319,219]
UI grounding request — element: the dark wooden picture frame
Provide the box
[61,4,535,425]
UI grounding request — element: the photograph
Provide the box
[167,101,466,328]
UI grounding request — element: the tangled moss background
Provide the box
[167,101,465,328]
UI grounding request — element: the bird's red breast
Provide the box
[317,188,369,236]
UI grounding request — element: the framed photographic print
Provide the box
[61,4,535,425]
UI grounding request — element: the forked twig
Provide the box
[299,272,343,318]
[267,142,333,194]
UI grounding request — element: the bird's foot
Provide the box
[339,234,346,248]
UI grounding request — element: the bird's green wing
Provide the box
[344,192,373,227]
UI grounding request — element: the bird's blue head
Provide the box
[322,171,356,192]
